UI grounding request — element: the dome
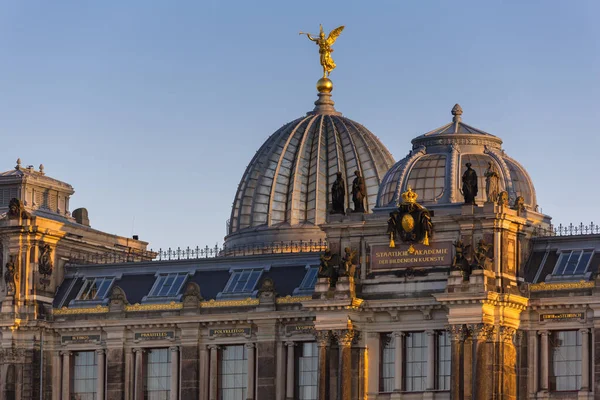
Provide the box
[377,104,537,209]
[226,86,395,247]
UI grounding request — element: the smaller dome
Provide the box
[377,105,537,209]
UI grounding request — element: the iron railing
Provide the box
[152,239,328,260]
[533,222,600,237]
[66,239,328,265]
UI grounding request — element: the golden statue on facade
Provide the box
[300,25,345,78]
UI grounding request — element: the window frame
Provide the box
[143,348,171,398]
[148,272,189,298]
[548,330,583,392]
[293,265,319,295]
[71,350,98,400]
[218,344,248,400]
[404,331,428,392]
[552,250,594,277]
[295,341,318,400]
[436,331,451,391]
[379,333,395,393]
[218,268,264,298]
[75,277,115,302]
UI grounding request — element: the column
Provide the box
[316,331,330,400]
[52,351,62,400]
[527,330,538,395]
[245,343,255,400]
[393,332,404,392]
[448,325,465,400]
[580,328,590,391]
[61,351,71,400]
[426,331,436,391]
[208,345,218,400]
[199,345,209,400]
[170,347,179,400]
[285,342,295,400]
[97,349,105,400]
[276,341,284,400]
[365,333,380,399]
[539,331,549,392]
[125,348,134,400]
[335,330,355,400]
[133,348,144,400]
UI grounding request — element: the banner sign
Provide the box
[540,312,585,322]
[209,327,252,338]
[370,242,452,270]
[61,335,100,344]
[285,324,315,335]
[134,331,175,341]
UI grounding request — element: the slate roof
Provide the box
[53,252,320,308]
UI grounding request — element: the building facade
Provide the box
[0,84,598,400]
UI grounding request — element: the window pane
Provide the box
[575,252,593,274]
[380,333,395,392]
[224,270,263,294]
[405,332,427,392]
[297,342,318,400]
[144,348,171,397]
[564,251,582,275]
[219,345,248,400]
[71,351,97,398]
[549,330,582,391]
[554,254,569,275]
[437,331,451,390]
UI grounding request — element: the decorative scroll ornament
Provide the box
[469,323,496,342]
[446,324,468,342]
[315,330,332,347]
[388,187,433,251]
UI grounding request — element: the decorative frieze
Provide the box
[529,280,594,292]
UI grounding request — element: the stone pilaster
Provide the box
[472,323,496,400]
[333,329,354,400]
[133,348,144,400]
[199,345,209,400]
[124,348,134,400]
[208,345,218,400]
[365,333,380,400]
[245,343,255,400]
[538,331,549,392]
[97,349,105,400]
[447,325,467,400]
[180,345,198,400]
[254,321,277,400]
[170,346,179,400]
[315,331,330,400]
[61,351,71,400]
[580,328,590,391]
[393,331,404,394]
[106,347,124,400]
[285,342,294,400]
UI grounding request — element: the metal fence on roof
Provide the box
[532,222,600,237]
[67,239,328,265]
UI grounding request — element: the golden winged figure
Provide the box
[300,25,345,78]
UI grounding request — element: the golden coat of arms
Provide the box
[387,187,434,249]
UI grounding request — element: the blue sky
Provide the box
[0,1,598,250]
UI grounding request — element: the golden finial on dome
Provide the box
[300,24,345,92]
[401,186,418,204]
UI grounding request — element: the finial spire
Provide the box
[39,164,45,175]
[451,104,463,123]
[15,158,21,170]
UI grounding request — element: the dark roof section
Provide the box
[189,270,231,300]
[53,252,321,307]
[53,277,74,308]
[523,251,545,283]
[116,274,157,304]
[535,251,558,283]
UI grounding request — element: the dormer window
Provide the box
[553,250,593,276]
[223,269,263,294]
[76,277,114,301]
[149,273,188,297]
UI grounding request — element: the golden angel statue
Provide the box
[300,25,345,78]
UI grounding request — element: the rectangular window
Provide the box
[296,342,318,400]
[549,330,582,391]
[149,273,187,297]
[379,333,395,392]
[405,332,427,392]
[554,251,593,276]
[71,351,97,400]
[223,270,262,294]
[144,348,171,399]
[437,331,451,390]
[299,267,319,291]
[219,345,248,400]
[77,278,114,301]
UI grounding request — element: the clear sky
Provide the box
[0,1,598,250]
